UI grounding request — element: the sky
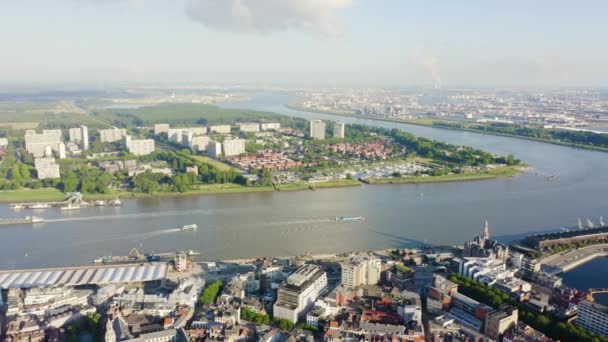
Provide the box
[2,0,608,87]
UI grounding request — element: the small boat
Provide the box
[109,198,122,206]
[29,203,51,209]
[180,224,198,231]
[92,257,104,264]
[29,216,44,223]
[10,204,25,210]
[335,216,365,222]
[60,204,80,211]
[187,250,200,256]
[93,200,106,206]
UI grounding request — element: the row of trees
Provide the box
[199,280,223,305]
[448,273,608,342]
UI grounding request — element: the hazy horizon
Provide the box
[3,0,608,88]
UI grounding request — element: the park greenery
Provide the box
[199,280,223,305]
[273,317,294,331]
[432,121,608,151]
[449,273,608,342]
[66,312,102,342]
[241,307,271,325]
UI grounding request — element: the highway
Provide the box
[540,244,608,275]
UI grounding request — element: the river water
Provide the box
[0,93,607,270]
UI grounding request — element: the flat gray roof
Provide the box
[0,263,168,289]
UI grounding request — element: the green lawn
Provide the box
[275,178,361,191]
[367,166,524,185]
[190,155,235,171]
[99,103,280,126]
[0,188,66,203]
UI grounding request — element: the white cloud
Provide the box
[185,0,353,36]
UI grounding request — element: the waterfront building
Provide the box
[190,136,210,151]
[154,123,170,135]
[341,256,381,289]
[484,305,518,340]
[464,220,509,262]
[333,121,345,138]
[519,226,608,250]
[577,299,608,336]
[239,123,260,133]
[99,127,127,143]
[209,125,231,134]
[309,120,326,140]
[208,140,222,158]
[223,138,246,157]
[458,257,512,285]
[261,122,281,131]
[34,157,60,179]
[68,125,89,150]
[24,130,63,158]
[125,136,155,156]
[273,264,327,323]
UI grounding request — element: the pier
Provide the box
[540,244,608,275]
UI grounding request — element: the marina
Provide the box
[92,248,201,265]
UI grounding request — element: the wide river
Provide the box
[1,93,607,270]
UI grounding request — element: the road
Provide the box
[540,244,608,275]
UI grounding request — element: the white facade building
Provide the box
[24,130,63,158]
[34,158,60,179]
[261,122,281,131]
[208,140,222,158]
[154,124,170,135]
[239,123,260,133]
[125,137,155,156]
[333,121,345,139]
[190,136,210,151]
[68,125,89,150]
[223,138,246,157]
[167,128,183,144]
[273,264,327,323]
[341,256,381,289]
[577,300,608,336]
[209,125,231,134]
[309,120,326,140]
[99,127,126,143]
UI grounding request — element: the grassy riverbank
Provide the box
[275,178,361,191]
[287,104,608,153]
[366,165,525,185]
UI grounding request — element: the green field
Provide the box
[367,166,524,185]
[0,188,66,203]
[275,178,361,191]
[98,103,280,126]
[190,155,235,171]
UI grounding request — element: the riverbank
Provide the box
[274,178,361,191]
[0,166,525,203]
[287,104,608,153]
[365,165,526,185]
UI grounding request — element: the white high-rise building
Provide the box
[273,265,327,323]
[69,125,89,150]
[239,123,260,133]
[309,120,326,140]
[223,138,246,157]
[261,122,281,131]
[125,137,155,156]
[154,124,170,135]
[208,140,222,158]
[340,256,381,289]
[99,127,126,143]
[209,125,231,134]
[24,130,63,158]
[190,136,210,151]
[333,122,345,139]
[577,300,608,336]
[167,128,183,144]
[34,158,60,179]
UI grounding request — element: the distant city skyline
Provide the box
[2,0,608,87]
